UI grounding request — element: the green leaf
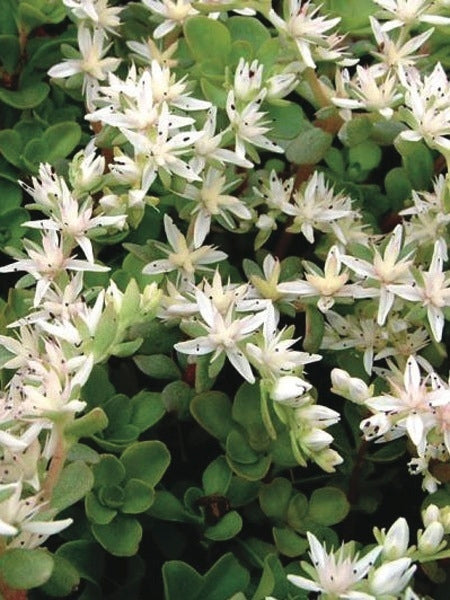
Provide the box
[0,83,49,108]
[303,305,325,353]
[259,478,292,520]
[384,167,412,209]
[120,440,171,486]
[227,16,270,52]
[266,103,305,140]
[308,486,350,526]
[324,0,376,32]
[85,491,117,525]
[401,142,434,190]
[93,455,125,487]
[130,390,165,430]
[163,561,203,600]
[184,16,231,63]
[338,116,372,147]
[91,515,142,557]
[203,456,232,496]
[56,540,104,585]
[204,510,243,541]
[0,548,54,589]
[273,527,309,557]
[227,455,271,481]
[191,391,234,442]
[201,553,250,600]
[122,479,155,514]
[367,439,406,462]
[161,380,194,417]
[65,408,108,440]
[286,493,309,531]
[348,141,382,171]
[149,490,198,523]
[201,78,227,108]
[51,461,94,512]
[226,429,260,464]
[133,353,181,380]
[0,129,23,169]
[40,554,80,597]
[286,127,332,165]
[44,121,82,162]
[0,34,20,72]
[0,180,22,215]
[91,303,118,362]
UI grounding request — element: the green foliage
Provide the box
[0,548,54,589]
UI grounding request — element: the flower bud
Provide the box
[381,517,410,560]
[271,376,312,403]
[418,522,445,555]
[369,557,415,596]
[422,504,440,527]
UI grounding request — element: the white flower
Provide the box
[370,17,433,75]
[288,532,382,598]
[191,106,252,174]
[174,290,266,383]
[142,0,198,38]
[332,65,402,119]
[0,481,72,540]
[253,170,294,212]
[278,246,373,313]
[268,1,341,69]
[142,214,227,282]
[0,230,109,306]
[181,168,252,246]
[117,103,203,193]
[24,190,126,263]
[63,0,124,34]
[399,62,450,152]
[373,0,450,30]
[48,26,120,107]
[247,305,321,380]
[340,225,414,326]
[282,171,355,243]
[226,90,284,160]
[233,58,264,102]
[388,240,450,341]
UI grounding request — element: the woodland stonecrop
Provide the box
[0,0,448,597]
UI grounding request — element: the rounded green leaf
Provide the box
[40,554,80,597]
[133,354,181,380]
[203,456,232,496]
[259,478,292,520]
[0,83,49,108]
[93,454,125,487]
[163,561,202,600]
[272,527,309,557]
[265,103,305,140]
[308,486,350,526]
[226,429,259,464]
[120,440,171,486]
[348,141,382,171]
[0,548,54,589]
[91,514,142,557]
[227,16,270,51]
[51,461,94,512]
[191,391,234,442]
[184,16,231,63]
[286,127,332,165]
[122,479,155,514]
[227,455,271,481]
[204,510,243,541]
[85,491,117,525]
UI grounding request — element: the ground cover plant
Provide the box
[0,0,449,598]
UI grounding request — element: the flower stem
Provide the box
[42,429,67,501]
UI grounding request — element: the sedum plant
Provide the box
[0,0,449,597]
